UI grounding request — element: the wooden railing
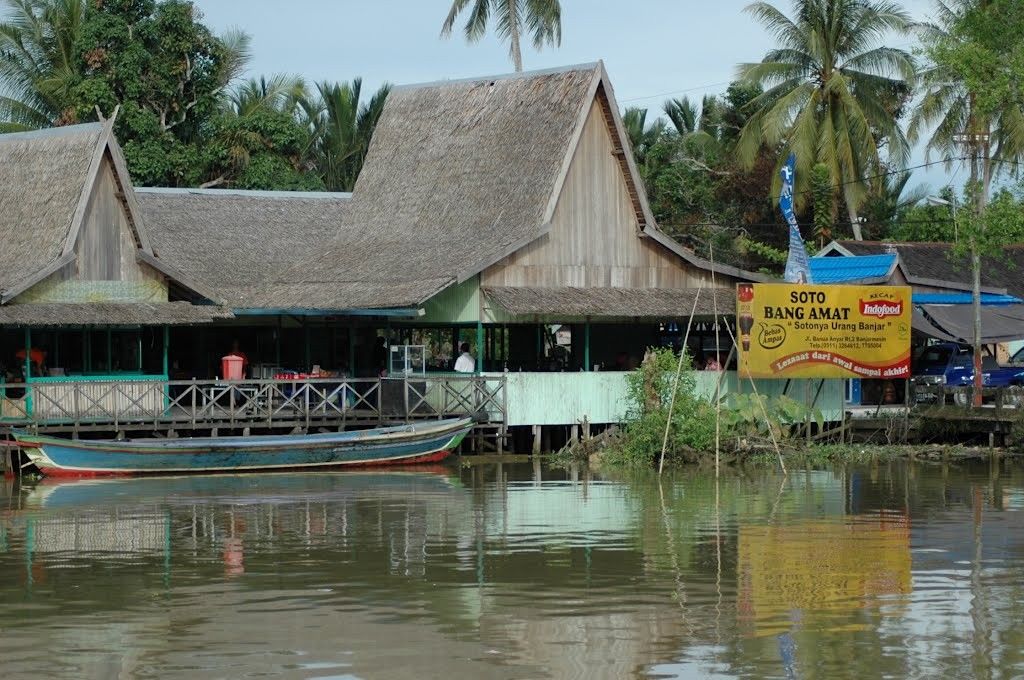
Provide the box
[0,375,507,433]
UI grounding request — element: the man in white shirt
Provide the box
[453,343,475,373]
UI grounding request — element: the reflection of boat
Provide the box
[14,418,472,477]
[25,468,459,509]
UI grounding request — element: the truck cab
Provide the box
[912,342,1024,405]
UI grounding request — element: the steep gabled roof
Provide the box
[253,62,762,310]
[0,121,216,304]
[0,123,106,295]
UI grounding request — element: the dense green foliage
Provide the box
[626,0,1024,273]
[0,0,387,190]
[737,0,914,237]
[616,348,718,466]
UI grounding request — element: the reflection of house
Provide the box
[26,513,169,554]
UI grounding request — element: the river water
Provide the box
[0,458,1022,679]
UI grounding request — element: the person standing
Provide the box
[704,353,722,371]
[454,343,475,373]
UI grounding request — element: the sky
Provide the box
[195,0,949,191]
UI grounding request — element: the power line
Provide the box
[620,80,734,104]
[665,156,972,216]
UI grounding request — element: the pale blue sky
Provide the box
[191,0,951,191]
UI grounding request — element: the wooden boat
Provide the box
[13,418,473,477]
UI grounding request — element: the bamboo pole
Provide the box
[709,242,722,479]
[707,246,786,474]
[659,283,704,475]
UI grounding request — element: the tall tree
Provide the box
[440,0,561,72]
[0,0,86,130]
[910,0,1024,182]
[736,0,915,240]
[913,0,1024,405]
[69,0,252,185]
[209,73,322,191]
[304,78,390,192]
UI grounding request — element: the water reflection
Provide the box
[0,459,1022,679]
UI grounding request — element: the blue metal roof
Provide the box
[913,292,1023,306]
[809,254,896,283]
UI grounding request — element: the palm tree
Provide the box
[622,106,667,172]
[736,0,915,240]
[303,78,391,192]
[210,74,310,183]
[440,0,562,72]
[0,0,86,131]
[909,0,1024,178]
[229,74,306,118]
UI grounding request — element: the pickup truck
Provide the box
[911,342,1024,405]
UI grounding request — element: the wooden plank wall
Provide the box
[18,156,167,303]
[75,157,157,285]
[481,100,722,290]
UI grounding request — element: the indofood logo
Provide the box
[859,299,903,319]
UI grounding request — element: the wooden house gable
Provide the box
[10,125,219,306]
[17,148,167,304]
[482,86,712,290]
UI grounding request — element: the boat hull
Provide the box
[15,419,472,477]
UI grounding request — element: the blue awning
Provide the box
[912,293,1023,306]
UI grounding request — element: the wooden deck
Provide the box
[0,376,507,441]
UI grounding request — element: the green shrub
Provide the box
[721,392,823,441]
[604,347,826,468]
[613,347,717,466]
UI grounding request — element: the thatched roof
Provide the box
[0,302,232,327]
[248,64,605,310]
[829,240,1018,296]
[0,124,106,295]
[0,62,766,320]
[484,286,736,318]
[139,188,356,307]
[136,63,760,312]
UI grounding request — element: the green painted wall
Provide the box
[17,277,167,304]
[496,371,845,426]
[419,278,481,324]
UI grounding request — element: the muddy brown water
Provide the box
[1,457,1022,679]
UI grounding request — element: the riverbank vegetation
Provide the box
[589,347,821,467]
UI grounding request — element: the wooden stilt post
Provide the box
[584,319,591,371]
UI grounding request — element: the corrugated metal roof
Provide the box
[913,293,1023,306]
[809,254,896,283]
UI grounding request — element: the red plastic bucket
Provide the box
[222,355,244,380]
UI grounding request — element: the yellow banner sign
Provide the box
[736,283,912,379]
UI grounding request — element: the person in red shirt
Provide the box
[15,347,47,376]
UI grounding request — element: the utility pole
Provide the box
[954,129,992,407]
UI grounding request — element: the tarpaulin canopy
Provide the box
[912,304,1024,344]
